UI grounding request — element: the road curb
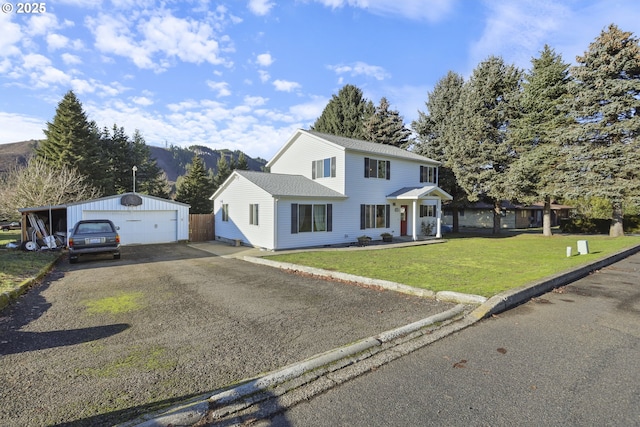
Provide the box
[124,304,468,427]
[126,241,640,427]
[469,242,640,320]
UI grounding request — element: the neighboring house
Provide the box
[443,201,574,229]
[210,129,452,250]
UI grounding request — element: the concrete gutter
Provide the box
[124,242,640,427]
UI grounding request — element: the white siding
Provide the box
[269,133,346,194]
[67,194,189,245]
[213,174,275,249]
[443,210,516,229]
[343,152,433,238]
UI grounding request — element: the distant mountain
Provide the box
[150,144,268,182]
[0,140,38,175]
[0,140,268,184]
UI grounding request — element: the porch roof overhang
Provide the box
[386,185,453,201]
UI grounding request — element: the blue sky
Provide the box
[1,0,639,160]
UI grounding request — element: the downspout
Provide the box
[273,198,278,250]
[436,198,442,238]
[412,199,417,241]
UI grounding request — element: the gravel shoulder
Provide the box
[0,243,455,426]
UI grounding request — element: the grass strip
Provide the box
[266,234,640,297]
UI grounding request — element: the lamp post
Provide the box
[132,165,137,193]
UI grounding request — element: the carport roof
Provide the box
[18,204,68,213]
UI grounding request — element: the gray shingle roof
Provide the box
[305,130,439,164]
[236,170,346,198]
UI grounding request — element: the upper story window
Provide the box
[312,157,336,179]
[420,165,437,184]
[364,157,390,180]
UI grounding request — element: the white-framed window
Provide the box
[312,157,336,179]
[360,204,390,229]
[222,204,229,222]
[364,157,390,180]
[420,204,435,217]
[420,165,436,183]
[249,204,259,225]
[291,203,333,233]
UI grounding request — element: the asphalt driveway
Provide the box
[0,243,456,426]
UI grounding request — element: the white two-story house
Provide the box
[210,129,452,250]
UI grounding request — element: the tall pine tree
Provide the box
[449,56,522,234]
[362,97,412,147]
[175,155,214,213]
[312,84,374,139]
[37,90,109,190]
[412,71,467,232]
[562,24,640,236]
[507,45,573,236]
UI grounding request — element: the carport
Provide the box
[18,193,190,247]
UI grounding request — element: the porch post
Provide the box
[436,198,442,238]
[412,199,417,241]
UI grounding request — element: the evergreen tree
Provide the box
[175,155,214,213]
[213,155,232,190]
[362,97,412,147]
[412,71,467,232]
[37,90,109,190]
[311,84,374,139]
[101,124,132,194]
[507,45,573,236]
[235,151,249,170]
[562,24,640,236]
[130,130,171,198]
[449,56,522,234]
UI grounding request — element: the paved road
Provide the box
[0,243,455,426]
[267,251,640,426]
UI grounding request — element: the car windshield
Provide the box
[76,223,113,234]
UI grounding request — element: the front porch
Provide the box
[386,185,454,241]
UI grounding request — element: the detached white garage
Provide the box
[65,193,190,245]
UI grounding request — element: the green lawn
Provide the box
[1,231,59,294]
[266,234,640,297]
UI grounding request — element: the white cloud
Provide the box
[256,52,274,67]
[87,11,232,72]
[311,0,454,22]
[25,13,60,36]
[244,95,268,107]
[0,15,23,57]
[273,79,302,92]
[140,13,224,66]
[248,0,275,16]
[61,53,82,65]
[46,33,69,50]
[258,69,270,83]
[470,0,570,71]
[207,80,232,97]
[131,96,154,106]
[0,112,45,144]
[328,61,390,80]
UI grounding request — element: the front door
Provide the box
[400,205,408,236]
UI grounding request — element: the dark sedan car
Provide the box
[68,219,121,263]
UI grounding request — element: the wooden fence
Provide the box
[189,213,215,242]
